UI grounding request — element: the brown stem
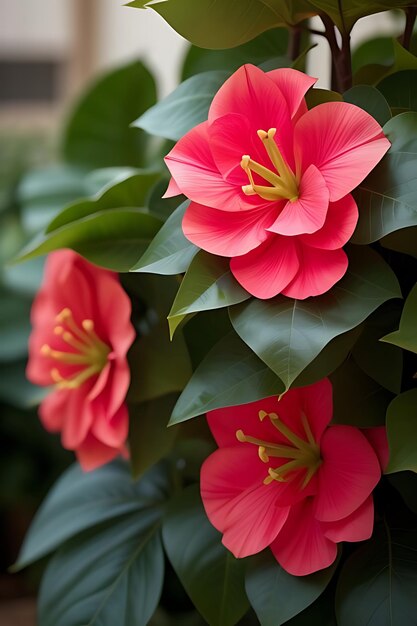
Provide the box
[288,26,302,62]
[338,31,352,91]
[402,6,417,51]
[321,14,341,91]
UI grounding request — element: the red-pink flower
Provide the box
[200,379,388,575]
[165,65,390,299]
[27,250,135,471]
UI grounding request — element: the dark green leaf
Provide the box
[168,252,250,338]
[16,209,161,271]
[305,88,342,109]
[353,113,417,243]
[309,4,416,36]
[229,246,401,391]
[15,460,171,569]
[132,201,198,275]
[0,360,46,408]
[39,512,164,626]
[64,61,156,168]
[381,226,417,258]
[0,290,32,362]
[129,394,179,479]
[170,332,284,425]
[386,389,417,474]
[382,282,417,354]
[181,28,289,79]
[245,549,338,626]
[378,69,417,114]
[162,486,249,626]
[343,85,391,126]
[387,471,417,514]
[134,70,229,141]
[330,358,391,427]
[352,304,403,393]
[127,324,192,404]
[336,525,417,626]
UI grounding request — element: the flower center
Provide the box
[240,128,299,202]
[41,307,111,390]
[236,409,321,488]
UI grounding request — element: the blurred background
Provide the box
[0,2,403,624]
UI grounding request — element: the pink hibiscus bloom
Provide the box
[27,250,135,471]
[200,379,388,576]
[165,65,390,299]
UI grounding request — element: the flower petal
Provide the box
[165,121,257,211]
[163,177,182,198]
[300,194,358,250]
[294,102,390,201]
[363,427,389,472]
[183,201,278,257]
[270,498,338,576]
[230,235,299,299]
[61,385,94,449]
[201,447,290,557]
[315,426,381,522]
[323,495,374,543]
[76,433,124,471]
[91,402,129,448]
[267,165,329,236]
[208,64,294,168]
[266,68,317,120]
[281,246,348,300]
[38,390,67,432]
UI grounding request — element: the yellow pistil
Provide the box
[241,128,299,202]
[236,410,321,488]
[41,308,111,390]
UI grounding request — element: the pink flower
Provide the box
[27,250,135,471]
[200,379,387,576]
[165,65,390,299]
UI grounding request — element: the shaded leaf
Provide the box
[132,201,198,275]
[382,282,417,354]
[353,113,417,243]
[386,389,417,474]
[245,549,338,626]
[336,525,417,626]
[64,61,156,168]
[162,486,249,626]
[229,246,401,391]
[378,69,417,114]
[343,85,391,126]
[168,252,250,338]
[134,71,230,141]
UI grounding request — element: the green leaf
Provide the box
[128,324,192,404]
[0,290,32,362]
[162,486,249,626]
[309,3,416,35]
[16,208,162,271]
[64,60,156,168]
[18,165,88,234]
[15,460,171,569]
[134,70,230,141]
[352,113,417,244]
[132,201,198,275]
[170,332,284,425]
[343,85,391,126]
[387,471,417,514]
[128,0,281,49]
[378,69,417,114]
[46,170,160,232]
[330,358,392,427]
[336,525,417,626]
[170,326,360,425]
[245,549,338,626]
[386,389,417,474]
[381,282,417,354]
[352,304,403,393]
[168,252,250,338]
[381,226,417,258]
[0,360,46,409]
[181,28,289,79]
[229,246,401,391]
[305,88,342,109]
[39,513,164,626]
[129,394,179,479]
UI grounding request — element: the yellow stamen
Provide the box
[236,409,322,489]
[240,128,299,202]
[41,307,110,390]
